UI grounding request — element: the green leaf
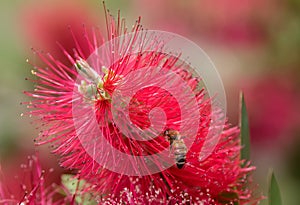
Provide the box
[61,174,98,205]
[269,171,282,205]
[239,92,251,162]
[218,191,239,204]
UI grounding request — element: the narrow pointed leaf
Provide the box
[239,92,251,161]
[269,171,282,205]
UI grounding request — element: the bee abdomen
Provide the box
[173,141,187,169]
[175,155,186,169]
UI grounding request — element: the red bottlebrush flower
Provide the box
[24,6,260,204]
[0,155,73,204]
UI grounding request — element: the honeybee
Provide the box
[164,129,187,169]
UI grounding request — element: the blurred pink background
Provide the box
[0,0,299,204]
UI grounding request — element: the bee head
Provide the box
[163,129,170,136]
[169,130,179,138]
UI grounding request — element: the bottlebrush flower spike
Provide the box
[0,155,75,204]
[23,5,261,204]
